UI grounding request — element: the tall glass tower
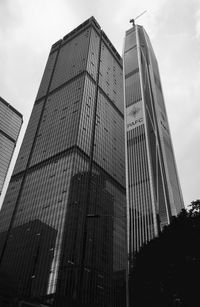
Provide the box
[123,23,184,257]
[0,17,127,307]
[0,97,23,196]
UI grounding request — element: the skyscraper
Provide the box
[0,97,23,196]
[0,17,127,307]
[123,23,184,257]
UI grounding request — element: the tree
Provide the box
[188,199,200,216]
[129,201,200,307]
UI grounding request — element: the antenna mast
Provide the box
[130,10,147,27]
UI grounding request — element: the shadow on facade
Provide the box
[55,170,126,307]
[0,170,126,307]
[0,219,57,306]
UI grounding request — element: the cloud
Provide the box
[151,0,200,205]
[195,8,200,38]
[0,1,22,34]
[0,0,200,207]
[0,0,77,119]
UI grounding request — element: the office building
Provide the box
[0,17,127,307]
[0,97,23,196]
[123,23,184,257]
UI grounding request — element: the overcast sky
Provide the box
[0,0,200,208]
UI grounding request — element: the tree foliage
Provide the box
[129,200,200,307]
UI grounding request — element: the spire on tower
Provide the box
[130,10,147,26]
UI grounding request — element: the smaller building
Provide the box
[0,97,23,195]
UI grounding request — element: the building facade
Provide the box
[0,17,127,307]
[0,97,22,196]
[123,24,184,257]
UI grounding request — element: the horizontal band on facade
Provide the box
[0,96,23,119]
[11,145,125,191]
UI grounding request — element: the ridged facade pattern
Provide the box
[123,25,184,258]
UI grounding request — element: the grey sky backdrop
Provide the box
[0,0,200,208]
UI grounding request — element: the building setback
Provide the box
[0,17,127,307]
[123,23,184,258]
[0,97,23,196]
